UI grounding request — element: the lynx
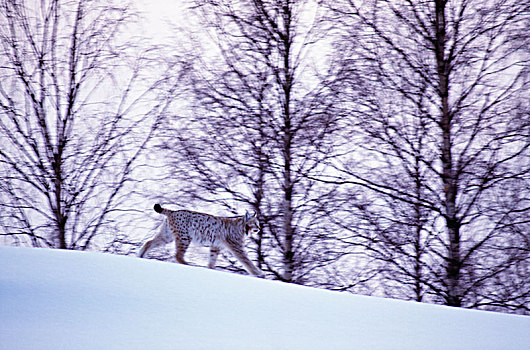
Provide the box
[138,204,263,276]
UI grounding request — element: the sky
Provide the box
[135,0,191,43]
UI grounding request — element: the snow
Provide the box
[0,246,528,349]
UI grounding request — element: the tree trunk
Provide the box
[53,152,67,249]
[434,0,461,307]
[280,1,296,283]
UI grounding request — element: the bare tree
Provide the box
[325,0,529,313]
[0,0,177,250]
[155,0,347,284]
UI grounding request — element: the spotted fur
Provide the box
[138,204,263,276]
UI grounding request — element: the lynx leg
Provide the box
[208,247,221,269]
[138,232,168,258]
[224,241,264,276]
[175,237,191,265]
[137,239,153,258]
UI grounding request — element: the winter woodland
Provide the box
[0,0,528,315]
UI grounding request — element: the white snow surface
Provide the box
[0,246,528,350]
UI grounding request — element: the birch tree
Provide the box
[158,0,345,283]
[0,0,176,249]
[326,0,529,313]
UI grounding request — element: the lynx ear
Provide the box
[244,210,257,221]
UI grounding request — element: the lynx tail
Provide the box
[154,204,163,213]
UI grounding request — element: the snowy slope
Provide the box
[0,246,528,350]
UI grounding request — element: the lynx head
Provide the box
[244,211,260,236]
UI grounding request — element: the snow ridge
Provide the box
[1,246,528,349]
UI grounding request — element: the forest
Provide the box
[0,0,528,315]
